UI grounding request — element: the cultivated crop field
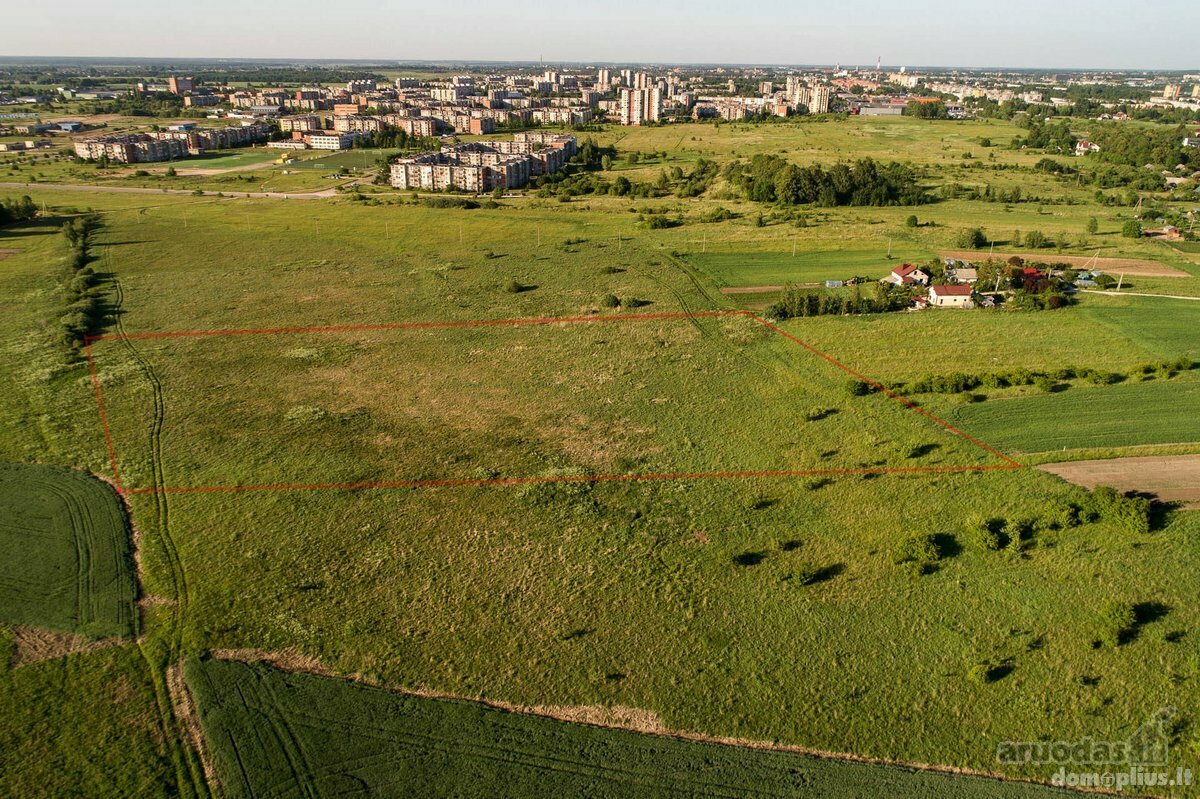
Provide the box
[189,656,1071,798]
[0,462,138,637]
[943,377,1200,453]
[2,113,1199,796]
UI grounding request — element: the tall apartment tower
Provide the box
[1163,84,1182,100]
[809,84,833,114]
[618,86,661,125]
[597,68,611,88]
[620,69,633,87]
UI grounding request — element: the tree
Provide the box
[600,155,612,171]
[1122,219,1143,239]
[905,215,919,228]
[956,227,988,249]
[1086,217,1099,234]
[1024,230,1048,249]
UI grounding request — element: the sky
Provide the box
[4,0,1198,71]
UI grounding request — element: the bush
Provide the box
[970,517,1005,551]
[846,379,872,397]
[894,533,944,574]
[956,227,987,249]
[1024,230,1048,248]
[1082,486,1151,534]
[503,279,523,294]
[905,215,919,228]
[600,293,621,309]
[1121,219,1142,239]
[1096,602,1136,647]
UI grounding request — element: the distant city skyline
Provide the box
[5,0,1198,71]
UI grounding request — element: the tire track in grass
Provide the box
[103,254,208,798]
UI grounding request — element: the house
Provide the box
[1075,140,1100,156]
[882,263,931,286]
[951,267,978,283]
[929,284,974,308]
[1144,225,1182,241]
[57,121,83,132]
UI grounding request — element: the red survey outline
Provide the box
[84,310,1021,495]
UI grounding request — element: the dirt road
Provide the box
[1039,454,1200,508]
[940,250,1190,278]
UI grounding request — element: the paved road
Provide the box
[0,180,351,200]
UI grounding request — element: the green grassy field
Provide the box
[0,462,138,637]
[188,657,1071,798]
[942,378,1200,453]
[2,114,1199,796]
[686,247,930,287]
[0,642,177,797]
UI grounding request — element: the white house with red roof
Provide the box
[929,283,974,308]
[882,263,931,286]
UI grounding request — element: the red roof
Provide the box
[893,263,919,276]
[931,284,972,296]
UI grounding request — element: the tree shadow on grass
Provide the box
[733,551,767,567]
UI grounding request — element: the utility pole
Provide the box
[1116,273,1124,291]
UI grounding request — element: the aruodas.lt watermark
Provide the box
[996,707,1193,792]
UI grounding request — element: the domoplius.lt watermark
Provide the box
[996,707,1193,792]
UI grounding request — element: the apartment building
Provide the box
[333,115,384,133]
[151,122,271,153]
[390,134,576,192]
[618,86,662,125]
[168,76,195,95]
[74,133,188,163]
[279,115,322,133]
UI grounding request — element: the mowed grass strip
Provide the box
[0,463,137,637]
[944,379,1200,453]
[187,658,1070,799]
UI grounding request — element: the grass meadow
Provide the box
[1,115,1199,795]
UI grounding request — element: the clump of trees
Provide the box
[766,281,914,320]
[723,155,928,207]
[0,194,37,227]
[893,532,950,576]
[55,212,106,357]
[903,100,949,119]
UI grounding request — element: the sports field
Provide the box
[188,656,1071,798]
[0,462,138,637]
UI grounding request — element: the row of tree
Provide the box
[56,213,106,357]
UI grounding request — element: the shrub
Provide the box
[600,293,621,309]
[846,379,872,397]
[1096,602,1136,647]
[970,517,1005,551]
[1082,486,1151,534]
[1121,219,1142,239]
[894,533,944,574]
[956,227,987,249]
[905,215,919,228]
[1024,230,1048,248]
[503,279,523,294]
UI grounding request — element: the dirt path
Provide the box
[940,250,1190,278]
[1080,290,1200,301]
[0,180,347,200]
[1038,454,1200,508]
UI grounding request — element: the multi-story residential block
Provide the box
[1163,84,1182,100]
[74,133,188,163]
[279,115,322,133]
[390,134,576,192]
[168,76,195,95]
[618,86,661,125]
[333,115,384,133]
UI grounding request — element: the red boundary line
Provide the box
[86,310,1021,495]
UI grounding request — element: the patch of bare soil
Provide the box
[940,250,1190,277]
[0,248,19,260]
[8,625,117,668]
[1039,455,1200,508]
[167,661,219,790]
